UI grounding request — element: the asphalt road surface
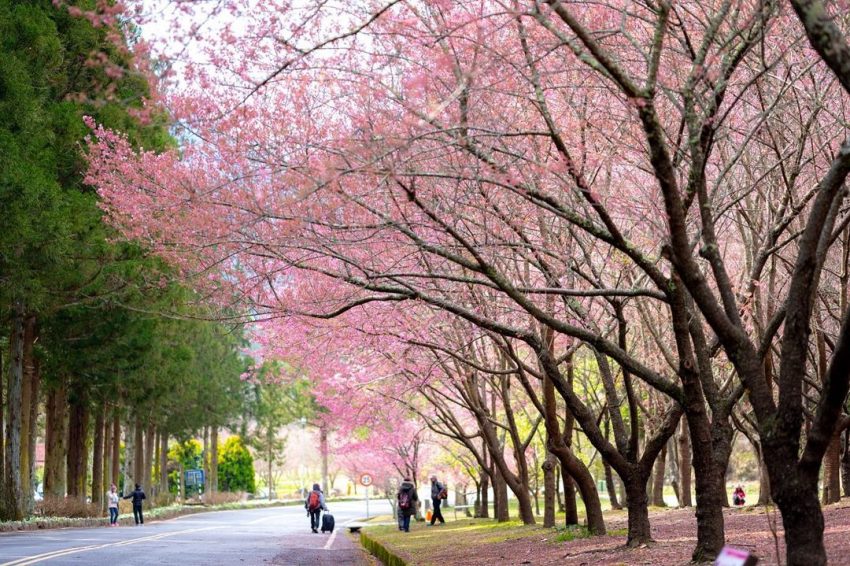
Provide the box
[0,499,392,566]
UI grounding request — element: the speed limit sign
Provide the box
[359,473,373,487]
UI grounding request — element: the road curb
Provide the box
[0,500,296,534]
[359,530,409,566]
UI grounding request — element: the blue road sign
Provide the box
[185,469,205,487]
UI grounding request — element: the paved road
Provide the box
[0,500,391,565]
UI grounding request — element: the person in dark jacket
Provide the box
[123,484,146,525]
[304,483,327,533]
[429,475,446,525]
[396,478,419,533]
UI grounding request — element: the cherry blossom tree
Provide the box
[83,1,850,564]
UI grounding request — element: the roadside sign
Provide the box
[185,469,205,487]
[359,473,373,487]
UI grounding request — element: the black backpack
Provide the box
[398,488,412,509]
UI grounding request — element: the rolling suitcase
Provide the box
[321,512,335,533]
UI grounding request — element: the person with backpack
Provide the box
[122,483,146,525]
[396,477,419,532]
[107,483,120,526]
[733,485,746,507]
[429,475,447,526]
[304,483,327,533]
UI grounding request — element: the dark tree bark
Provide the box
[91,408,105,507]
[542,453,556,528]
[823,431,841,505]
[538,368,604,533]
[19,315,36,517]
[202,425,209,495]
[123,417,134,496]
[159,430,169,495]
[133,414,143,491]
[477,466,490,518]
[152,429,159,499]
[144,421,155,497]
[3,308,25,520]
[44,382,68,498]
[624,470,652,546]
[66,395,90,501]
[492,465,509,522]
[210,426,218,493]
[103,408,112,504]
[841,429,850,497]
[604,459,621,509]
[652,445,667,507]
[111,413,120,489]
[0,339,4,508]
[678,421,692,507]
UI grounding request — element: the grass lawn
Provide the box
[359,492,850,566]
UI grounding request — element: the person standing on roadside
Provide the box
[107,484,120,526]
[304,483,327,533]
[397,478,419,533]
[429,475,446,526]
[123,483,146,525]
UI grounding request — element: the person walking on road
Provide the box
[107,484,120,526]
[123,483,146,525]
[429,475,446,526]
[305,483,327,533]
[397,478,419,533]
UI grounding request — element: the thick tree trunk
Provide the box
[4,309,25,520]
[123,418,135,496]
[652,445,667,507]
[44,383,68,498]
[152,429,160,499]
[684,407,726,561]
[21,317,38,517]
[542,453,556,527]
[320,424,329,495]
[210,426,218,494]
[91,408,105,507]
[492,466,509,522]
[841,429,850,497]
[111,413,120,489]
[203,425,209,495]
[144,421,155,497]
[757,452,771,505]
[66,398,89,501]
[774,475,826,566]
[159,430,168,495]
[678,420,692,507]
[822,431,841,505]
[540,370,596,530]
[562,465,579,523]
[604,460,621,509]
[477,469,489,518]
[103,409,112,503]
[0,342,4,508]
[624,473,652,547]
[133,415,143,491]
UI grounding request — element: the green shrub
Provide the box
[360,531,409,566]
[217,436,256,494]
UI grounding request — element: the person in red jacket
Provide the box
[304,483,327,533]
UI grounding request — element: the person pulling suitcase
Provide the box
[304,483,328,533]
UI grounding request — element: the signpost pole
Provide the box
[359,473,373,520]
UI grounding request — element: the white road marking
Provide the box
[0,526,222,566]
[324,517,355,551]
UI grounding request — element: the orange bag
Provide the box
[426,510,433,522]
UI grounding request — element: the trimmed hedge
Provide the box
[360,530,409,566]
